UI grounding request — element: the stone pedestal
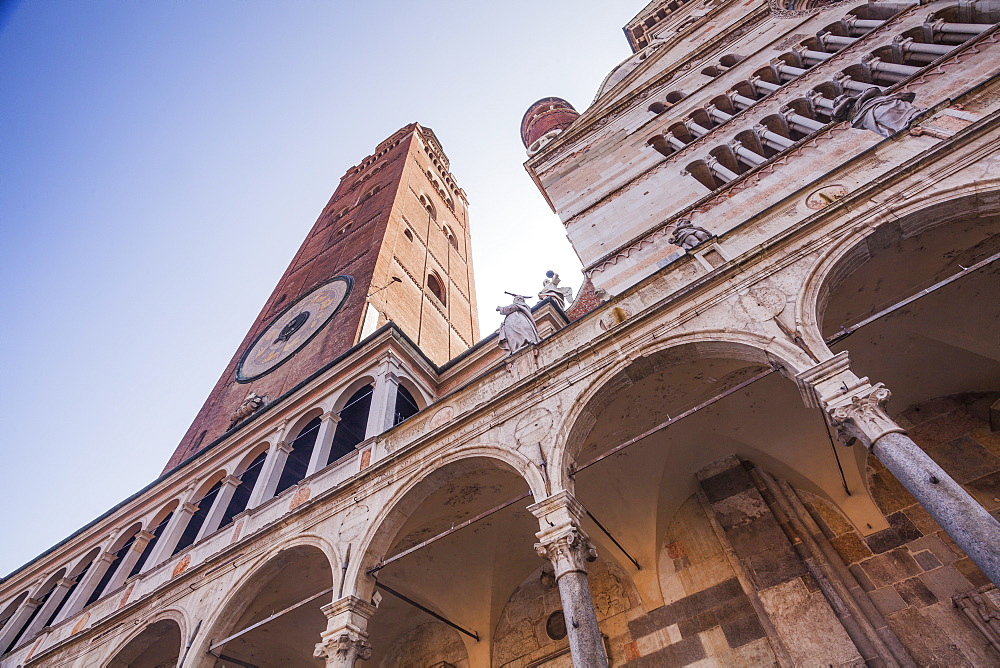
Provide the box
[529,491,609,668]
[314,596,376,668]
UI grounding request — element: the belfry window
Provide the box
[275,417,322,496]
[427,272,446,305]
[329,385,373,463]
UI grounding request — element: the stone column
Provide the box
[0,597,42,654]
[143,502,199,572]
[20,578,74,640]
[307,412,341,476]
[250,440,293,506]
[365,356,402,439]
[54,551,117,623]
[103,530,155,594]
[195,475,242,542]
[797,353,1000,587]
[529,491,609,668]
[313,596,376,668]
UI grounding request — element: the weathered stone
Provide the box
[966,471,1000,510]
[952,557,991,588]
[894,577,937,607]
[927,435,1000,484]
[917,566,974,600]
[868,587,908,616]
[700,466,754,503]
[911,550,942,571]
[831,531,873,564]
[624,635,706,668]
[747,545,808,589]
[720,613,766,648]
[861,547,922,588]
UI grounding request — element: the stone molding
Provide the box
[314,596,376,663]
[530,491,598,579]
[314,631,372,663]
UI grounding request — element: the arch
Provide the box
[795,185,1000,359]
[393,384,420,426]
[172,472,227,556]
[104,615,185,668]
[1,569,66,653]
[549,331,814,490]
[418,194,436,220]
[218,446,269,529]
[330,382,375,463]
[348,447,547,602]
[193,538,336,667]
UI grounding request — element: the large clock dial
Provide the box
[236,275,353,382]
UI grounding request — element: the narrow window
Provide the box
[274,417,322,496]
[172,481,223,555]
[427,273,446,305]
[219,451,267,528]
[394,385,420,425]
[329,385,373,463]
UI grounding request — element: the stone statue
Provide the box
[538,270,574,309]
[497,293,541,355]
[832,88,924,138]
[669,220,713,250]
[230,392,266,428]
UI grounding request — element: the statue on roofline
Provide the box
[497,293,541,355]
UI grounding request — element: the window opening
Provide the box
[275,417,322,496]
[85,532,136,607]
[172,481,222,555]
[329,385,373,464]
[219,451,267,528]
[128,512,171,578]
[427,273,446,305]
[393,385,420,425]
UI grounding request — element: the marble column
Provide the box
[250,440,293,506]
[54,551,117,623]
[307,412,341,476]
[143,502,199,571]
[365,356,402,439]
[314,596,376,668]
[798,353,1000,587]
[20,578,74,640]
[196,476,242,541]
[103,531,155,594]
[529,491,609,668]
[0,596,41,654]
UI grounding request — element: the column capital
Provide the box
[827,383,906,449]
[314,631,372,663]
[321,411,342,424]
[529,491,597,579]
[97,551,118,565]
[134,530,156,546]
[180,502,200,514]
[314,596,376,665]
[276,440,294,454]
[221,475,242,488]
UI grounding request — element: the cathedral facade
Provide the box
[2,0,1000,666]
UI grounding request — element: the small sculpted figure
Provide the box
[497,294,541,355]
[538,270,574,309]
[833,88,924,137]
[669,220,713,250]
[230,392,266,428]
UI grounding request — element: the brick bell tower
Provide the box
[164,123,479,470]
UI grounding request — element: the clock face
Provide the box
[236,276,353,383]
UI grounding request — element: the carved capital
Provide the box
[535,527,598,579]
[827,383,905,449]
[314,631,372,663]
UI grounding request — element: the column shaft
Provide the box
[196,476,241,541]
[557,570,607,666]
[873,432,1000,586]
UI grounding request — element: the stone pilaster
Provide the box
[307,411,341,475]
[797,354,1000,587]
[314,596,376,668]
[529,491,609,668]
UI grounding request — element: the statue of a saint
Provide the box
[497,294,541,355]
[670,220,713,250]
[538,271,574,309]
[832,88,924,138]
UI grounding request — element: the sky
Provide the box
[0,2,640,576]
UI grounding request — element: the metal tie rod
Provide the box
[375,580,479,641]
[209,586,334,654]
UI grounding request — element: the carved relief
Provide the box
[806,185,848,210]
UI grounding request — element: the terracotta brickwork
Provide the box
[165,124,477,470]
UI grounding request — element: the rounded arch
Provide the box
[795,184,1000,359]
[103,611,187,668]
[332,374,377,414]
[108,521,144,553]
[191,469,229,501]
[348,447,547,602]
[232,440,271,477]
[549,330,814,490]
[193,537,337,668]
[67,546,102,579]
[147,499,178,531]
[286,406,325,442]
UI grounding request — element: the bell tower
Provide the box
[164,123,479,470]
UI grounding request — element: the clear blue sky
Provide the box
[0,1,638,576]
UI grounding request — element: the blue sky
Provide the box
[0,1,638,576]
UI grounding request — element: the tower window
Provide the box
[427,273,446,305]
[443,225,459,251]
[404,228,414,241]
[419,194,436,220]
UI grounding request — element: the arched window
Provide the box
[394,385,420,425]
[275,417,322,496]
[127,508,173,578]
[86,524,142,607]
[218,450,267,528]
[329,385,373,463]
[443,225,459,251]
[172,480,223,556]
[0,591,30,655]
[3,572,63,652]
[427,273,446,305]
[403,227,414,242]
[419,194,436,220]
